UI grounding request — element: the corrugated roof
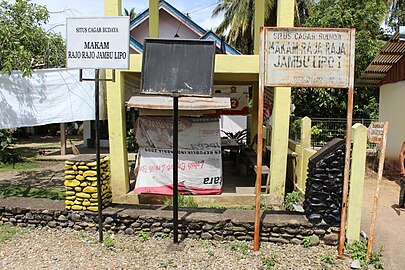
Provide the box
[357,32,405,87]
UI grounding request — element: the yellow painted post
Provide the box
[104,0,121,16]
[104,0,130,201]
[267,0,294,204]
[298,117,311,191]
[106,71,130,200]
[254,0,265,55]
[347,123,368,242]
[149,0,159,38]
[251,83,259,146]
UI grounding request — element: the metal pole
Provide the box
[254,28,265,252]
[173,95,179,244]
[366,123,388,262]
[95,69,103,243]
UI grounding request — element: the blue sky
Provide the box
[31,0,223,37]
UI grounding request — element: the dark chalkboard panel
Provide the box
[141,39,215,97]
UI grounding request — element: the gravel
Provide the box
[0,226,350,269]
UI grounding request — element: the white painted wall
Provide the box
[220,115,247,136]
[379,81,405,168]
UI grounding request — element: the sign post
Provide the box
[141,39,215,244]
[66,16,130,243]
[255,27,355,253]
[366,122,388,262]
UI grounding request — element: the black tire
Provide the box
[399,177,405,208]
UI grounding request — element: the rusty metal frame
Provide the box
[253,27,356,255]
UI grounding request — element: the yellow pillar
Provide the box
[251,83,259,146]
[149,0,159,38]
[268,0,294,204]
[254,0,265,55]
[104,0,130,200]
[347,124,368,242]
[104,0,121,16]
[297,117,311,191]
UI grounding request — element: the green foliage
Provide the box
[199,240,210,248]
[160,259,174,269]
[0,225,25,245]
[320,252,336,265]
[0,160,38,172]
[205,204,226,209]
[346,240,384,269]
[0,184,64,200]
[262,252,278,270]
[0,0,65,76]
[292,0,388,119]
[123,7,137,21]
[0,129,22,165]
[260,195,273,211]
[138,232,149,242]
[103,235,115,249]
[303,236,312,248]
[160,233,169,239]
[284,191,302,211]
[164,194,198,208]
[229,241,249,252]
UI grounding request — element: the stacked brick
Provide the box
[64,155,112,211]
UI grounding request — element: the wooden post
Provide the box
[253,28,265,252]
[338,29,356,258]
[60,123,66,156]
[366,123,388,262]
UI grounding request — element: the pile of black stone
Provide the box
[304,138,345,226]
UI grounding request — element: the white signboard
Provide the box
[134,148,222,195]
[66,17,130,69]
[368,122,386,145]
[264,27,355,88]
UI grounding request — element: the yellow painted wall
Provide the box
[379,82,405,168]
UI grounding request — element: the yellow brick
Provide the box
[80,182,87,187]
[65,165,72,169]
[86,161,97,167]
[87,206,98,212]
[74,187,82,192]
[65,170,78,175]
[66,186,74,191]
[82,206,87,210]
[74,200,82,205]
[78,165,89,170]
[72,205,83,211]
[76,175,85,181]
[75,162,80,165]
[79,170,84,175]
[91,193,98,199]
[80,162,85,165]
[72,165,78,170]
[103,156,110,161]
[83,187,97,193]
[64,175,75,180]
[64,180,80,187]
[66,206,71,210]
[65,200,74,206]
[66,196,75,200]
[91,182,97,187]
[77,192,91,199]
[83,170,97,177]
[66,191,75,196]
[76,197,84,202]
[90,199,98,203]
[83,200,91,206]
[65,161,74,165]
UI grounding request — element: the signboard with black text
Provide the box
[66,17,129,69]
[263,27,355,88]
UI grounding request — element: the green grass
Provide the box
[0,225,25,245]
[0,160,39,172]
[103,235,115,249]
[263,252,278,270]
[0,184,65,200]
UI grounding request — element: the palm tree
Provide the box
[124,7,137,22]
[212,0,311,54]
